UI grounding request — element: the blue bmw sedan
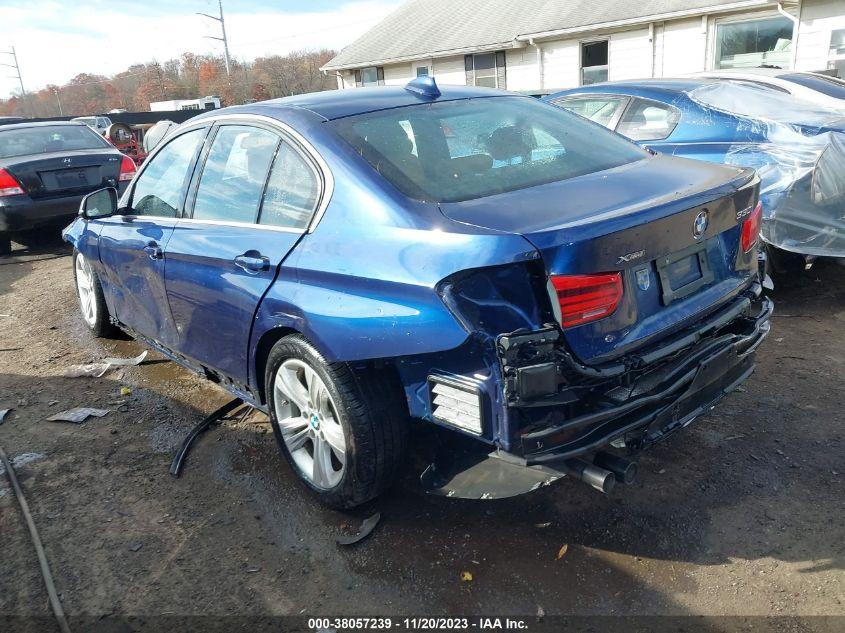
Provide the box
[64,78,771,508]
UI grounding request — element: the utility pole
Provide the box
[197,0,231,76]
[1,46,28,115]
[52,87,63,116]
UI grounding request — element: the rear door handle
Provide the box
[234,252,270,273]
[143,242,163,260]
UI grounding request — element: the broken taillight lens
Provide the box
[550,273,623,328]
[0,168,24,197]
[741,201,762,253]
[118,155,136,182]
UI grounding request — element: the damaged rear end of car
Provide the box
[416,158,771,498]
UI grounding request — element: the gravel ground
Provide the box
[0,236,843,631]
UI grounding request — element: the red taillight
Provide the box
[0,168,24,197]
[741,201,762,253]
[118,154,136,182]
[551,273,624,328]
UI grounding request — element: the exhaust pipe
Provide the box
[562,458,615,494]
[594,452,638,484]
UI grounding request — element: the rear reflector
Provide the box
[0,168,24,197]
[741,201,762,253]
[551,273,623,328]
[429,377,483,434]
[118,154,136,182]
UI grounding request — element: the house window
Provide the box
[355,66,384,87]
[416,66,429,77]
[830,28,845,78]
[715,17,793,69]
[581,41,608,86]
[464,52,507,89]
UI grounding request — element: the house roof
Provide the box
[323,0,775,71]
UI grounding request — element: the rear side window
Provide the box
[192,125,280,224]
[259,143,319,230]
[0,125,109,158]
[131,128,205,218]
[332,96,646,203]
[780,73,845,99]
[616,98,681,141]
[552,95,628,128]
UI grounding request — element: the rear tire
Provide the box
[72,250,116,337]
[265,334,408,509]
[0,233,11,256]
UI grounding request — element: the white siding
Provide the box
[383,63,412,86]
[795,0,845,71]
[657,17,708,76]
[432,55,467,85]
[608,28,654,81]
[542,38,580,90]
[505,47,538,91]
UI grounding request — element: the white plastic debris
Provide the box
[0,409,11,424]
[46,408,110,424]
[63,350,148,378]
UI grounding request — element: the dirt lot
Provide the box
[1,236,843,630]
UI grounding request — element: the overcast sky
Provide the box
[0,0,400,98]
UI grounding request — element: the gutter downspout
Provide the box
[529,38,544,92]
[777,2,800,70]
[649,23,656,77]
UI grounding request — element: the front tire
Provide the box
[72,250,115,337]
[265,334,408,509]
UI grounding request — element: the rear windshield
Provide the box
[780,73,845,100]
[331,96,647,203]
[0,125,110,159]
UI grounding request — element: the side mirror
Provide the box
[79,187,118,220]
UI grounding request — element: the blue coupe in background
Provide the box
[64,78,771,508]
[546,79,845,268]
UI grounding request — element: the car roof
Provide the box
[0,120,89,131]
[552,78,712,97]
[198,84,523,122]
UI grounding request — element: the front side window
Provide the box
[192,125,279,224]
[616,98,681,141]
[715,17,793,69]
[332,96,647,203]
[130,128,205,218]
[552,95,629,129]
[0,124,109,158]
[259,143,319,230]
[581,41,608,86]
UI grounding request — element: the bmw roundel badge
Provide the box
[693,210,709,239]
[636,268,651,291]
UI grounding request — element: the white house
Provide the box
[322,0,845,93]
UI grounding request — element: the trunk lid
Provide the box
[438,154,759,362]
[3,149,122,199]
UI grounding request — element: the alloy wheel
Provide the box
[75,253,97,327]
[273,358,347,489]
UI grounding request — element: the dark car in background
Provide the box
[0,121,136,255]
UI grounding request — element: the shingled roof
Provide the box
[323,0,775,70]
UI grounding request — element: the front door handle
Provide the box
[234,252,270,273]
[143,242,163,260]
